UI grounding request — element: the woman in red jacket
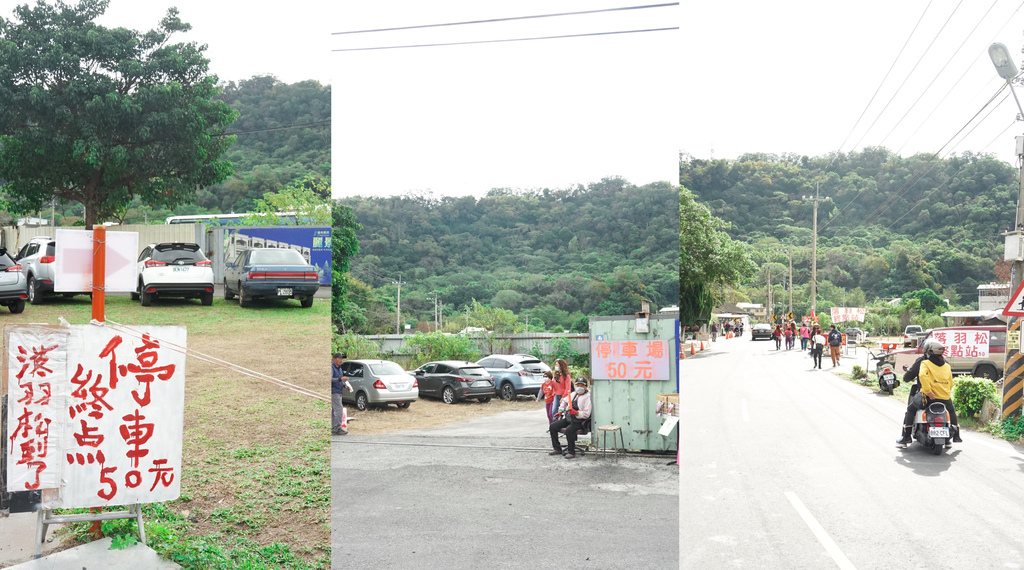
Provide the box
[550,358,572,414]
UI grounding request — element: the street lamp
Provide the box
[990,43,1024,119]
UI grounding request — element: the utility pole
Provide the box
[765,252,772,321]
[804,181,822,321]
[788,247,794,318]
[393,274,404,335]
[988,43,1024,418]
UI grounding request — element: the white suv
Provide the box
[133,243,215,306]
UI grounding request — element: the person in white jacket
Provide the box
[547,377,592,459]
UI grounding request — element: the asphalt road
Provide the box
[682,336,1024,569]
[332,407,679,569]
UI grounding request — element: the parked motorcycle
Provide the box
[911,397,952,455]
[877,364,899,395]
[868,350,899,394]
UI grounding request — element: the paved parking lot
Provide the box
[332,408,679,569]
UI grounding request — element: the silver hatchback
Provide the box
[340,359,418,411]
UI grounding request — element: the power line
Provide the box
[876,0,1002,150]
[332,3,678,35]
[331,27,677,52]
[823,0,933,174]
[220,119,331,137]
[847,0,967,158]
[895,0,1024,156]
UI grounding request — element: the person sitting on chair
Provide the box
[548,377,592,459]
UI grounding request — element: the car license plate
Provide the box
[472,381,489,387]
[929,427,949,438]
[277,287,293,296]
[173,267,189,272]
[391,383,407,391]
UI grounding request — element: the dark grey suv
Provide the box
[477,354,549,401]
[410,361,494,404]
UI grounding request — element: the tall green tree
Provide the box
[680,185,756,325]
[0,0,237,228]
[332,200,361,332]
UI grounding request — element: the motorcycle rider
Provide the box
[896,339,962,447]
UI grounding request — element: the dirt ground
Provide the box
[345,395,546,435]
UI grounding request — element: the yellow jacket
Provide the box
[919,359,953,400]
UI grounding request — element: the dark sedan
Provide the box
[750,323,774,341]
[223,248,320,307]
[410,361,495,404]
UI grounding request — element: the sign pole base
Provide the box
[34,503,146,558]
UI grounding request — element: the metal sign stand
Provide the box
[34,503,146,557]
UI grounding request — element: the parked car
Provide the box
[844,328,864,341]
[0,248,28,313]
[477,354,549,401]
[903,325,923,347]
[893,325,1005,380]
[410,360,494,404]
[340,359,418,411]
[750,323,774,341]
[15,236,90,304]
[132,243,215,306]
[223,248,319,307]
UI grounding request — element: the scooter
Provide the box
[912,396,952,455]
[877,364,899,395]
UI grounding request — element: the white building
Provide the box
[978,282,1011,311]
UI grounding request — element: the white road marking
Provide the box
[741,399,749,422]
[784,491,857,570]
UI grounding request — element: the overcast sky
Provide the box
[0,0,332,85]
[330,1,679,198]
[682,1,1024,168]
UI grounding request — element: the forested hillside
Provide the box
[681,148,1017,313]
[338,177,679,333]
[192,76,331,214]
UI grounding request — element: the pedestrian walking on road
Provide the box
[799,324,810,350]
[772,325,782,350]
[811,330,826,369]
[827,325,843,366]
[711,322,718,342]
[784,324,795,350]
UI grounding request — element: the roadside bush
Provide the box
[999,415,1024,441]
[851,365,867,380]
[952,375,1000,418]
[401,332,480,364]
[332,332,382,359]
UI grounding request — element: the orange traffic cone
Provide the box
[680,349,685,359]
[700,341,705,351]
[691,343,696,355]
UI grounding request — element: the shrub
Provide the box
[332,332,382,359]
[952,375,1000,418]
[1000,416,1024,441]
[401,332,480,363]
[851,365,867,380]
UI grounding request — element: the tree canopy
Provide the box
[0,0,237,228]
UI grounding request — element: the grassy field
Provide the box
[5,293,330,569]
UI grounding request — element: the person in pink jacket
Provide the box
[799,324,811,351]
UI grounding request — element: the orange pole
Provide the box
[92,226,105,323]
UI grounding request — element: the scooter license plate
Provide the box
[929,427,949,438]
[277,287,293,296]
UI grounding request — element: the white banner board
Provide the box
[54,229,138,293]
[5,324,185,509]
[5,327,67,492]
[591,339,671,380]
[830,307,866,323]
[930,328,990,359]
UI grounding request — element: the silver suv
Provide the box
[15,236,89,304]
[0,249,28,313]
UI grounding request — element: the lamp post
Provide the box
[989,42,1024,418]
